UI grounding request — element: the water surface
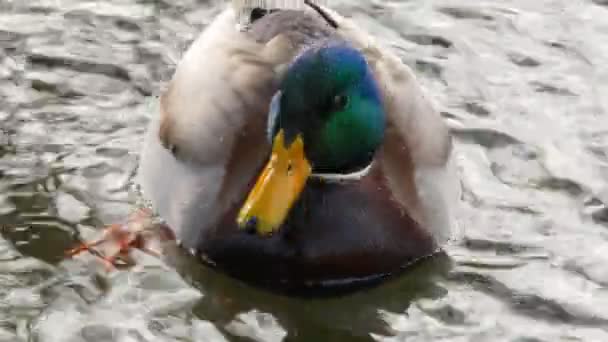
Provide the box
[1,0,608,341]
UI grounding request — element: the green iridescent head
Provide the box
[268,40,386,174]
[238,40,386,234]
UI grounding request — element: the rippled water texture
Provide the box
[1,0,608,341]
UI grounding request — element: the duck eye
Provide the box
[332,95,349,111]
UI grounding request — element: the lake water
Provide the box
[1,0,608,341]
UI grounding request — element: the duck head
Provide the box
[237,40,386,235]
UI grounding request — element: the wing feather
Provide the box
[324,6,460,245]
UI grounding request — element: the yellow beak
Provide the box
[237,129,312,235]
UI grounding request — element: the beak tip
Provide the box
[242,216,258,235]
[237,215,278,236]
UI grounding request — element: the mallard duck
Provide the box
[67,1,461,290]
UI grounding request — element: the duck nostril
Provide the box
[287,162,293,175]
[244,216,258,234]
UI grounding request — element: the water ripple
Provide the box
[1,0,607,341]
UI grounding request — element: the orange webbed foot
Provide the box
[66,208,172,271]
